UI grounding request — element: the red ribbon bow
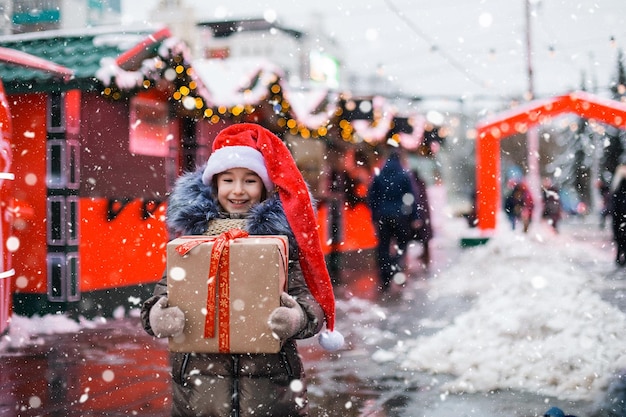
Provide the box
[175,228,249,352]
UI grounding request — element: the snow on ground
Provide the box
[0,306,133,350]
[1,314,88,350]
[397,212,626,402]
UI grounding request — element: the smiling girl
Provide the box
[141,123,343,417]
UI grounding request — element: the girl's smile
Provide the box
[216,168,265,214]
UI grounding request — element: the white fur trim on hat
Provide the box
[202,146,273,191]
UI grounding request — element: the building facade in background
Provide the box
[0,0,345,90]
[195,18,342,90]
[0,0,121,34]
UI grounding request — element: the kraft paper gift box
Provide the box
[166,232,288,354]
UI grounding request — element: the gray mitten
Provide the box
[268,292,306,341]
[149,297,185,338]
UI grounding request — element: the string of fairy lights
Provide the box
[100,45,443,152]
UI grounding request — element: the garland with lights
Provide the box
[96,35,443,153]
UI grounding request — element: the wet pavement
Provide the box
[0,317,170,417]
[0,217,623,417]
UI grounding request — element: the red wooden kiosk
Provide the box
[0,27,218,318]
[475,91,626,232]
[0,77,13,334]
[0,44,88,330]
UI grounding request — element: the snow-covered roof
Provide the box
[192,57,429,147]
[282,87,337,130]
[192,57,283,108]
[0,24,438,151]
[0,25,169,93]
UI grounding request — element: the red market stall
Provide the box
[0,27,213,318]
[0,46,75,324]
[0,44,80,331]
[475,91,626,232]
[0,78,13,334]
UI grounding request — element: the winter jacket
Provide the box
[141,167,324,417]
[504,183,534,219]
[612,178,626,244]
[409,170,433,242]
[367,152,419,222]
[541,186,562,220]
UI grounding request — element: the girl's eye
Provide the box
[245,178,259,184]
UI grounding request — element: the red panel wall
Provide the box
[10,93,48,294]
[0,79,13,333]
[79,198,168,292]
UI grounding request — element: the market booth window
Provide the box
[129,95,175,158]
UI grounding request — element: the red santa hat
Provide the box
[202,123,343,350]
[202,145,273,192]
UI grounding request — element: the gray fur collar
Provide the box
[166,166,298,258]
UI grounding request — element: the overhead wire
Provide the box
[383,0,492,90]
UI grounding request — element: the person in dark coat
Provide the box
[141,124,343,417]
[367,150,419,291]
[541,178,562,232]
[504,181,534,233]
[409,168,433,264]
[598,178,612,229]
[611,166,626,266]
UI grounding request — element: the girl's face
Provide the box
[216,168,265,214]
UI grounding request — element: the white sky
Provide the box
[121,0,626,102]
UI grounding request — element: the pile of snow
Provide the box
[398,224,626,402]
[0,314,100,350]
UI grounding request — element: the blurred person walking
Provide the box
[409,167,433,264]
[611,165,626,265]
[541,178,562,232]
[367,150,419,292]
[598,178,612,229]
[504,181,534,233]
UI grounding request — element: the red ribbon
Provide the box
[175,229,249,352]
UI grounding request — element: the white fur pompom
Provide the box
[318,329,344,351]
